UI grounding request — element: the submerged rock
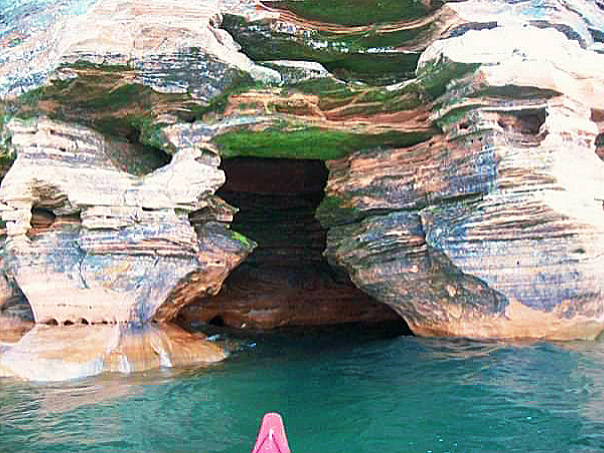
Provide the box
[0,323,225,381]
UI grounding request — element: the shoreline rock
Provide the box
[0,323,225,381]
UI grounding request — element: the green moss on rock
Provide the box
[222,14,421,85]
[213,127,434,160]
[230,230,256,249]
[470,85,562,100]
[0,105,16,181]
[11,63,263,141]
[417,56,480,101]
[263,0,438,26]
[315,194,360,228]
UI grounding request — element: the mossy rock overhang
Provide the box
[220,13,433,85]
[0,21,487,184]
[2,61,258,138]
[0,61,453,164]
[212,127,435,161]
[262,0,442,26]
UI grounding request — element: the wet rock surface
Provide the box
[0,323,225,381]
[0,0,604,346]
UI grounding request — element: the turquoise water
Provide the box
[2,327,604,453]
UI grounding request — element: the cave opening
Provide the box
[181,157,412,337]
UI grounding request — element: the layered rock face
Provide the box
[217,0,604,339]
[0,117,252,325]
[1,0,604,345]
[316,2,604,339]
[0,0,279,98]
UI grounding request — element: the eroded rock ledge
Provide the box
[0,323,225,381]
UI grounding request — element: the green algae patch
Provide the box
[213,127,434,160]
[262,0,437,26]
[183,71,262,120]
[417,57,480,101]
[282,78,354,97]
[10,63,262,141]
[0,150,15,181]
[230,230,256,249]
[323,53,419,85]
[7,62,275,172]
[222,14,422,85]
[278,78,425,119]
[433,104,481,129]
[321,85,423,116]
[0,105,16,181]
[470,85,562,100]
[214,128,353,160]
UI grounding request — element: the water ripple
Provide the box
[3,335,604,452]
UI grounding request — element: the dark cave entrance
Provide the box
[180,157,412,337]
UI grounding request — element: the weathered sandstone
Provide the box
[2,0,604,345]
[0,117,252,324]
[0,323,225,381]
[318,3,604,339]
[0,0,279,98]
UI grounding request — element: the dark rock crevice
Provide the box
[497,109,546,136]
[178,157,412,335]
[596,132,604,162]
[105,124,173,176]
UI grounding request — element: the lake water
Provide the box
[2,326,604,453]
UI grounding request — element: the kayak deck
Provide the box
[252,413,292,453]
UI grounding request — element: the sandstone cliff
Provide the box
[1,0,604,348]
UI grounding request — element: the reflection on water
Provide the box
[554,340,604,429]
[418,336,503,360]
[2,330,604,453]
[0,323,225,381]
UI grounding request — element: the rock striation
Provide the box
[0,117,252,325]
[317,1,604,339]
[2,0,604,345]
[0,0,279,98]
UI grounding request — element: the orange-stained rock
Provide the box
[319,22,604,339]
[0,315,33,344]
[3,0,604,343]
[0,323,225,381]
[178,263,403,329]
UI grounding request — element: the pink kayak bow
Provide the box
[252,413,292,453]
